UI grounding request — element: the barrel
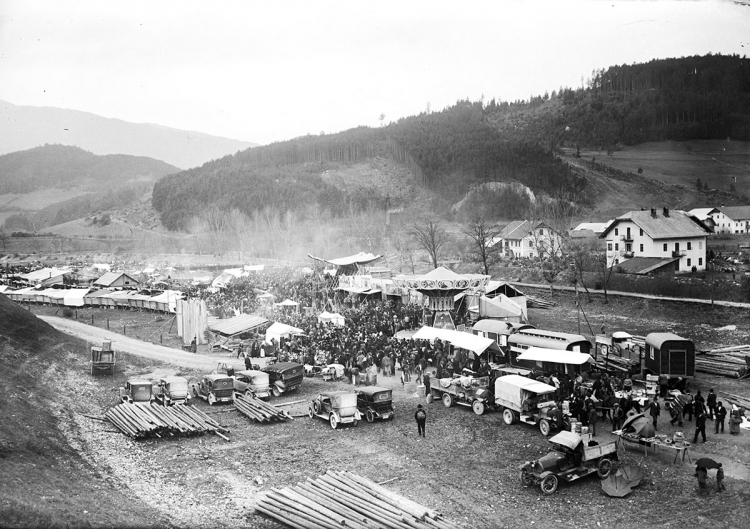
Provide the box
[366,373,377,386]
[673,432,684,446]
[417,385,426,397]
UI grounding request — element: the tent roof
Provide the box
[266,321,304,336]
[517,347,593,365]
[496,374,557,394]
[472,319,516,334]
[277,298,299,306]
[209,314,269,337]
[419,266,467,282]
[479,295,523,318]
[612,331,632,339]
[412,326,500,355]
[308,251,382,267]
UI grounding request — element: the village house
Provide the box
[93,271,140,289]
[713,206,750,234]
[600,208,712,274]
[687,207,719,233]
[497,220,563,259]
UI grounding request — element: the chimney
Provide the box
[651,208,657,218]
[663,207,669,217]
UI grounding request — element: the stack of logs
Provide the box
[696,346,749,378]
[256,470,460,529]
[105,402,229,440]
[234,394,293,423]
[526,295,556,308]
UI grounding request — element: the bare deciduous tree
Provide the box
[463,218,502,275]
[411,219,449,269]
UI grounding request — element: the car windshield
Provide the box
[133,385,151,397]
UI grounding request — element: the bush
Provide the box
[61,308,74,318]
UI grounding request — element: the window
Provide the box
[607,243,612,251]
[615,228,619,236]
[640,228,643,236]
[687,258,692,266]
[663,243,668,252]
[539,228,544,235]
[699,258,703,266]
[626,243,632,252]
[615,243,619,251]
[528,240,533,247]
[687,242,692,250]
[699,241,703,249]
[639,244,644,252]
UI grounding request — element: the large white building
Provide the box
[713,206,750,234]
[600,208,712,273]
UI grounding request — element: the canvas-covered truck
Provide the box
[120,379,153,403]
[519,431,618,494]
[494,375,567,436]
[428,375,493,415]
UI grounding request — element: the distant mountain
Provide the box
[0,144,178,194]
[0,99,258,169]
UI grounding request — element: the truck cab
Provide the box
[120,379,153,403]
[495,374,567,436]
[153,376,190,406]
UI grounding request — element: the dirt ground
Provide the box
[23,295,750,529]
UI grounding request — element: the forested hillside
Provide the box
[152,54,749,231]
[0,144,178,193]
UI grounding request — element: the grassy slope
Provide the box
[0,295,168,528]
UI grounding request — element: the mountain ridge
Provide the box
[0,99,258,169]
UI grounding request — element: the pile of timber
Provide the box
[696,346,750,378]
[234,394,293,423]
[105,402,229,440]
[717,390,750,410]
[595,355,639,374]
[526,295,556,308]
[256,470,460,529]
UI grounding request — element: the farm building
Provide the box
[714,206,750,234]
[93,271,140,289]
[644,332,695,381]
[19,267,73,287]
[496,220,564,259]
[600,208,712,273]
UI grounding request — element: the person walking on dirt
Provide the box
[415,404,427,437]
[693,408,707,444]
[647,396,660,430]
[587,403,599,437]
[707,389,717,420]
[715,401,727,434]
[423,372,431,399]
[716,463,726,492]
[684,389,694,422]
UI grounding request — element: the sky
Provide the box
[0,0,748,145]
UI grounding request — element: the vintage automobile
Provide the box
[233,369,270,399]
[309,391,361,429]
[356,386,394,422]
[519,431,618,494]
[262,362,304,397]
[428,374,492,415]
[494,374,568,436]
[119,379,153,403]
[192,374,235,405]
[153,376,191,406]
[322,363,346,382]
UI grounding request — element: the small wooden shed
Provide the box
[644,332,695,379]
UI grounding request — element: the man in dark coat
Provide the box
[693,407,707,443]
[647,396,660,430]
[587,403,599,437]
[415,404,427,437]
[706,389,717,420]
[715,401,727,434]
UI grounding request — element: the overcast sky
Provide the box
[1,0,748,145]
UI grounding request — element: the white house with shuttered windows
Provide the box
[599,208,712,273]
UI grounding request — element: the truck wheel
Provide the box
[503,409,515,425]
[442,393,454,408]
[472,400,485,415]
[329,414,339,429]
[192,386,199,398]
[308,407,314,419]
[539,419,551,436]
[540,474,558,494]
[272,386,282,397]
[353,419,358,427]
[597,458,613,478]
[208,393,216,406]
[366,409,375,423]
[313,400,321,415]
[520,468,534,487]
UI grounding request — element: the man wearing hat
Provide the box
[415,404,427,438]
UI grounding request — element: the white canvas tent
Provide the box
[265,322,305,344]
[412,326,501,359]
[318,311,345,326]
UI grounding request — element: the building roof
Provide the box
[20,267,72,282]
[307,252,382,267]
[601,209,711,240]
[688,207,720,220]
[517,347,593,365]
[613,256,679,275]
[209,314,269,337]
[93,271,138,287]
[718,206,750,222]
[500,220,532,240]
[572,221,613,234]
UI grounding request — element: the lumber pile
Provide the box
[526,295,556,308]
[594,355,639,374]
[716,390,750,410]
[105,402,229,440]
[696,346,749,378]
[234,394,293,423]
[256,470,460,529]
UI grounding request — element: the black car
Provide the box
[261,362,304,397]
[355,386,394,422]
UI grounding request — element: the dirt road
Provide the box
[40,315,218,371]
